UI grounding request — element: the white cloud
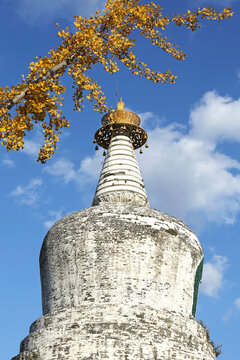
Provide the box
[189,91,240,143]
[44,151,102,187]
[234,297,240,310]
[22,127,69,159]
[137,111,155,127]
[237,69,240,81]
[200,255,228,297]
[76,152,103,186]
[10,178,43,206]
[16,0,106,24]
[2,156,15,168]
[221,297,240,322]
[22,139,41,157]
[222,308,233,322]
[21,127,43,158]
[44,209,65,229]
[43,158,76,184]
[44,152,103,205]
[137,91,240,225]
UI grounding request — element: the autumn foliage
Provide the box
[0,0,233,163]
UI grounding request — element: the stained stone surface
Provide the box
[13,306,215,360]
[12,204,216,360]
[92,190,148,207]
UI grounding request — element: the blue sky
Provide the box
[0,0,240,359]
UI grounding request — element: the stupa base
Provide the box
[12,304,216,360]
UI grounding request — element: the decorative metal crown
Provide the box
[94,99,148,150]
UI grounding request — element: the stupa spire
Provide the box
[117,97,125,110]
[92,99,149,206]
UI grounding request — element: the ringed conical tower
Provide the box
[93,98,148,207]
[12,101,216,360]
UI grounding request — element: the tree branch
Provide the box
[6,52,78,110]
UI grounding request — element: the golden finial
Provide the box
[95,100,148,150]
[117,98,125,111]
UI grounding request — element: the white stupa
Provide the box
[12,100,216,360]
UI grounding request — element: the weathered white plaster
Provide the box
[13,204,216,360]
[14,303,216,360]
[38,205,202,316]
